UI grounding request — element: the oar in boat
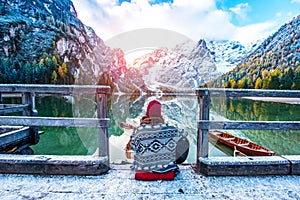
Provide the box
[233,146,247,157]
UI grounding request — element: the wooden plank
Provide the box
[198,120,300,130]
[197,90,210,158]
[198,156,290,176]
[196,88,300,98]
[281,156,300,175]
[0,154,109,175]
[0,84,111,95]
[22,92,31,116]
[0,116,110,128]
[0,126,31,152]
[96,93,109,160]
[0,104,29,114]
[1,86,299,97]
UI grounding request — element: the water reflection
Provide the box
[31,93,220,162]
[24,93,300,160]
[211,97,300,156]
[109,93,201,162]
[33,96,94,155]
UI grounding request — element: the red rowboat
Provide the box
[209,131,276,156]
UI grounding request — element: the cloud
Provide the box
[276,12,282,17]
[229,3,249,20]
[72,0,274,44]
[232,21,276,44]
[291,0,300,3]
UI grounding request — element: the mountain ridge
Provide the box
[207,15,300,90]
[0,0,127,86]
[1,0,299,92]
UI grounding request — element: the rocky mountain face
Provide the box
[0,0,127,85]
[0,0,219,93]
[1,0,216,94]
[2,0,299,93]
[209,15,300,90]
[206,40,261,73]
[128,40,218,91]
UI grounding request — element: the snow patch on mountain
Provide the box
[128,40,218,90]
[207,40,263,74]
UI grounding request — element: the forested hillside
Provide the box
[208,15,300,90]
[0,0,127,85]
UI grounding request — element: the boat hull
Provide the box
[209,131,276,156]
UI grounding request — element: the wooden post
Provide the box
[96,89,109,164]
[0,93,3,116]
[197,89,210,163]
[22,92,39,145]
[22,92,31,116]
[30,92,39,145]
[30,92,38,117]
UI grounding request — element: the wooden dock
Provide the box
[1,164,300,199]
[196,88,300,175]
[0,84,111,175]
[0,85,299,176]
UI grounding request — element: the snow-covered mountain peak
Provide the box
[207,39,262,73]
[126,40,218,90]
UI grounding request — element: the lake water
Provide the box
[4,94,300,163]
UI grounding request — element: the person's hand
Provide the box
[120,122,136,130]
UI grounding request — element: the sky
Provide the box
[72,0,300,45]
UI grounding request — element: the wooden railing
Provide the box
[0,84,111,161]
[1,85,299,175]
[196,88,300,160]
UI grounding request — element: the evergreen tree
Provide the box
[280,67,293,89]
[267,74,280,89]
[292,72,300,90]
[262,78,269,89]
[24,62,31,83]
[267,69,281,89]
[280,75,293,89]
[0,60,5,83]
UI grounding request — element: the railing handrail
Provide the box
[0,84,111,94]
[0,84,111,161]
[196,88,300,98]
[196,88,300,160]
[198,120,300,130]
[0,116,110,128]
[1,86,299,164]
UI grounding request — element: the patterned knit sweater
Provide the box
[131,123,188,171]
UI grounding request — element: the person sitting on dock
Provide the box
[121,100,189,181]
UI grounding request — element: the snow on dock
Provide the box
[0,164,299,200]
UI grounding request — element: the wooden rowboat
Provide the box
[0,126,43,154]
[209,131,276,156]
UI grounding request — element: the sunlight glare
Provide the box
[125,48,154,68]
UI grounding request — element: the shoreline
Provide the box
[242,97,300,105]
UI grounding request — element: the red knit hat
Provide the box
[146,100,162,117]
